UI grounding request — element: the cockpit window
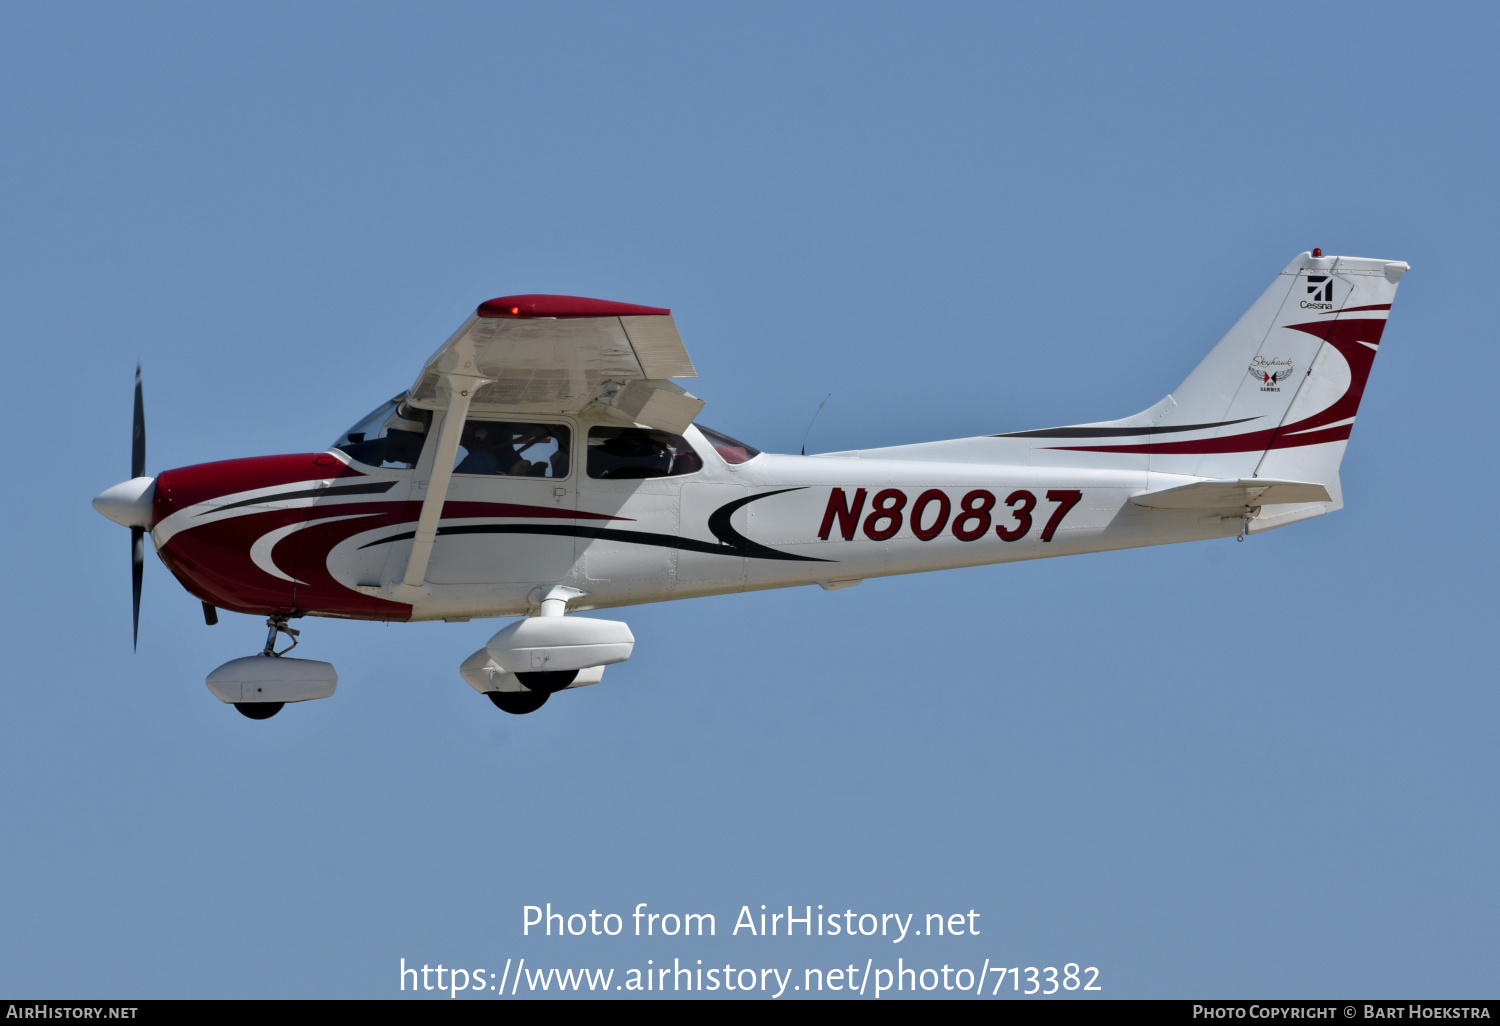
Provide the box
[332,396,432,469]
[696,425,762,464]
[586,426,703,479]
[454,421,571,478]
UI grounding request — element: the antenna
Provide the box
[800,394,831,456]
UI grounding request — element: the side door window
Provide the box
[586,426,702,479]
[454,421,571,478]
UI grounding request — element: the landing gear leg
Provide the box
[261,615,301,657]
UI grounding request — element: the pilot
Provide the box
[380,405,430,467]
[455,422,523,476]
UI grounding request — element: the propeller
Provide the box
[131,364,145,649]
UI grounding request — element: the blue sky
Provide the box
[2,2,1495,999]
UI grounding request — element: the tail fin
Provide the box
[1045,252,1407,500]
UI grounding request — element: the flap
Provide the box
[600,379,706,435]
[406,294,698,422]
[1130,478,1332,510]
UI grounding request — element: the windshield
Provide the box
[332,396,432,469]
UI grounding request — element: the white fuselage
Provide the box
[308,417,1251,621]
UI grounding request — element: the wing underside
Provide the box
[406,294,702,432]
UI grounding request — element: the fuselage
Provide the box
[149,416,1241,623]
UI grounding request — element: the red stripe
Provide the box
[440,500,624,521]
[1051,318,1386,455]
[155,454,364,525]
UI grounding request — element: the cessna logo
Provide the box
[1249,356,1294,391]
[1300,274,1334,310]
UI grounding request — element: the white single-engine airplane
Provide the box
[94,250,1407,718]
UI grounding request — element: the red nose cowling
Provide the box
[152,454,415,621]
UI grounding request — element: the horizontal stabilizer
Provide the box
[1130,478,1331,510]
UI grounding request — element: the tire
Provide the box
[235,702,284,720]
[513,669,578,694]
[487,690,550,715]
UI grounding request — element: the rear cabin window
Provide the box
[696,425,762,464]
[332,397,432,469]
[586,426,703,479]
[454,421,570,478]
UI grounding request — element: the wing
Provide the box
[405,294,703,433]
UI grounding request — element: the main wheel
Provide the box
[513,669,578,694]
[235,702,284,720]
[487,690,549,715]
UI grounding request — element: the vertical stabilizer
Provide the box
[1013,253,1407,511]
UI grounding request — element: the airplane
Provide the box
[92,250,1408,719]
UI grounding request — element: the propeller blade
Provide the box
[131,525,144,650]
[130,365,147,649]
[131,363,146,480]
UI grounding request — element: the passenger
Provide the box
[596,430,672,477]
[507,425,564,478]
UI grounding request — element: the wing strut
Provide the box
[385,372,488,603]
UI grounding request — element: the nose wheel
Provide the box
[229,615,306,720]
